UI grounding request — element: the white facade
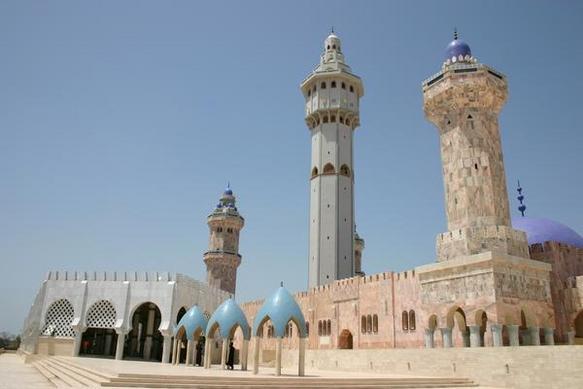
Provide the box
[20,270,228,362]
[301,33,364,288]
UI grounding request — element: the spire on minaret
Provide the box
[517,180,527,217]
[453,27,458,40]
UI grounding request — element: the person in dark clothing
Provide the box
[226,341,235,370]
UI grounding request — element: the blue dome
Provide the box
[253,286,307,338]
[224,189,233,195]
[445,39,472,61]
[512,216,583,248]
[206,298,250,340]
[174,305,208,340]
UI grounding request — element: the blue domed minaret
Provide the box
[423,30,530,261]
[203,184,245,294]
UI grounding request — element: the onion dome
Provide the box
[174,305,208,340]
[206,297,250,340]
[252,283,308,338]
[512,217,583,248]
[443,29,475,66]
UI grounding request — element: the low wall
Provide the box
[37,337,74,356]
[281,346,583,389]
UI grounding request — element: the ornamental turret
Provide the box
[203,184,244,294]
[300,32,364,287]
[422,31,529,261]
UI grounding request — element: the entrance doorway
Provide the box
[125,302,163,361]
[80,328,118,357]
[338,329,353,349]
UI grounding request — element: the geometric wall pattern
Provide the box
[85,300,116,329]
[41,299,75,337]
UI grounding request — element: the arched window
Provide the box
[42,299,75,337]
[340,164,351,177]
[361,316,366,334]
[323,116,329,123]
[373,314,378,334]
[321,82,327,89]
[327,320,331,336]
[318,321,322,336]
[308,90,311,97]
[366,315,372,333]
[289,322,293,337]
[402,311,409,331]
[327,45,330,50]
[341,82,346,89]
[306,322,310,336]
[323,163,335,175]
[331,115,336,122]
[311,167,318,178]
[349,85,354,93]
[409,310,416,331]
[331,81,337,88]
[86,300,116,329]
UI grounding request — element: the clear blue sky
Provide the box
[1,1,582,334]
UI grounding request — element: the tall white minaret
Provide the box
[301,32,364,288]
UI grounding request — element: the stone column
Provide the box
[298,337,306,377]
[529,327,541,346]
[275,337,283,376]
[220,339,228,370]
[567,330,575,345]
[490,324,503,347]
[462,330,470,347]
[543,328,555,345]
[115,330,126,360]
[507,325,520,346]
[252,336,260,375]
[241,339,249,371]
[204,339,212,368]
[172,338,180,365]
[71,327,85,357]
[424,329,434,348]
[185,339,193,366]
[440,328,453,348]
[469,326,481,348]
[143,307,156,360]
[161,335,172,364]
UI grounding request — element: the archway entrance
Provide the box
[574,311,583,345]
[80,300,117,358]
[338,329,353,349]
[125,302,163,361]
[447,307,469,347]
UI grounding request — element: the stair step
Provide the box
[32,361,61,388]
[42,359,99,387]
[102,383,478,389]
[52,357,114,381]
[36,360,77,387]
[47,358,107,384]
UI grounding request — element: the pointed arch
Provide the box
[42,299,75,337]
[323,163,335,175]
[340,164,351,177]
[311,166,319,178]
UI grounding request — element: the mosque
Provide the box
[19,31,583,377]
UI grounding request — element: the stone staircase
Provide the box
[31,356,480,388]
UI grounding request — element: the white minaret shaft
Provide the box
[301,33,364,288]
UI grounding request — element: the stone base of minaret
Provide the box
[436,225,529,262]
[417,251,555,332]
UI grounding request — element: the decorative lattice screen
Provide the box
[41,299,75,337]
[85,300,116,328]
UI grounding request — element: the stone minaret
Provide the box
[422,32,529,262]
[203,185,244,294]
[354,230,365,276]
[301,32,364,287]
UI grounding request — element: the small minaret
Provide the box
[354,229,365,276]
[301,32,364,287]
[203,184,245,295]
[422,31,529,261]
